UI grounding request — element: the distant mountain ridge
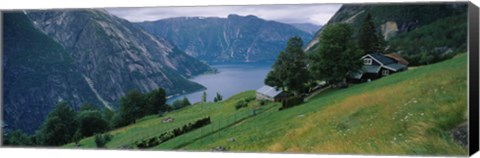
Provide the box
[289,23,322,35]
[3,10,213,133]
[136,14,313,63]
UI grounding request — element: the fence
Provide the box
[140,103,278,149]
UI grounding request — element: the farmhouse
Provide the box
[349,53,408,83]
[256,85,289,102]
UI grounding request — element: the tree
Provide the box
[265,36,310,96]
[213,92,223,102]
[309,23,363,84]
[111,113,127,128]
[76,110,109,137]
[3,130,33,146]
[38,102,78,146]
[101,108,114,128]
[79,103,98,111]
[145,88,167,115]
[94,133,112,148]
[358,13,385,54]
[201,91,207,103]
[72,130,82,146]
[182,97,191,106]
[117,90,146,126]
[172,99,185,110]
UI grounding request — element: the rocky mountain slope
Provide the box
[305,3,468,59]
[136,14,313,63]
[289,23,322,35]
[3,13,102,133]
[3,10,213,133]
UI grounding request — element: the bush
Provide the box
[94,133,113,148]
[3,130,33,146]
[172,97,191,110]
[259,100,268,106]
[244,97,256,102]
[135,116,211,148]
[279,96,304,110]
[235,100,248,110]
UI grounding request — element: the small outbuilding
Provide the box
[256,85,289,102]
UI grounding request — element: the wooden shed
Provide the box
[256,85,289,102]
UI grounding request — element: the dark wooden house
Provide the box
[349,53,408,83]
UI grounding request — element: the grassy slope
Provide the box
[65,91,278,148]
[178,53,468,155]
[67,54,467,156]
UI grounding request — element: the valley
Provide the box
[1,3,470,156]
[66,54,468,155]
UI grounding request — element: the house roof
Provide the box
[368,53,397,65]
[384,53,409,66]
[351,71,363,79]
[363,65,381,73]
[256,85,283,98]
[384,63,407,71]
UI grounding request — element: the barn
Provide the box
[256,85,289,102]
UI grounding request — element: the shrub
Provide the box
[235,100,248,110]
[279,96,304,110]
[244,97,256,102]
[94,133,113,148]
[259,99,268,106]
[135,116,211,148]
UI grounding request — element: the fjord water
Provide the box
[168,62,273,104]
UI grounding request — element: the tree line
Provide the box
[3,88,172,147]
[265,13,386,96]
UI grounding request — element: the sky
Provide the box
[106,4,342,26]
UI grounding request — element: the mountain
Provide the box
[3,13,101,133]
[305,3,468,63]
[3,10,213,133]
[136,14,313,63]
[289,23,322,35]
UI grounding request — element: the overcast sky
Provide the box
[106,4,342,25]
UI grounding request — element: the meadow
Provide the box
[67,53,468,156]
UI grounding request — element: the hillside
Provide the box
[3,10,213,133]
[289,23,322,35]
[69,53,468,156]
[305,3,468,65]
[2,13,101,133]
[136,15,313,63]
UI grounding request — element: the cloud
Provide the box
[106,4,342,25]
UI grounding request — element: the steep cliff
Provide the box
[3,10,213,133]
[3,13,101,133]
[26,9,213,98]
[305,3,468,54]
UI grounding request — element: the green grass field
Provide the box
[67,53,468,156]
[65,91,278,149]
